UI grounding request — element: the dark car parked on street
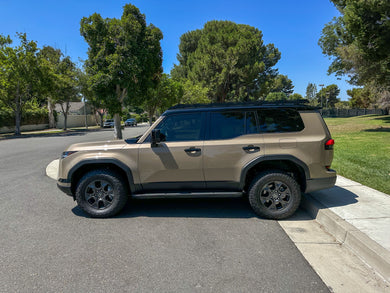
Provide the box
[125,118,137,127]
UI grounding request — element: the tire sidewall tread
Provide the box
[248,170,301,220]
[75,169,128,218]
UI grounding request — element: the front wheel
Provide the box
[75,169,128,218]
[248,171,301,219]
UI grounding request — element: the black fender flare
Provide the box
[68,158,137,193]
[239,155,310,190]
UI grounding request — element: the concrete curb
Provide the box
[301,193,390,283]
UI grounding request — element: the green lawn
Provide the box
[324,115,390,194]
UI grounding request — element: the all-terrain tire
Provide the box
[75,169,128,218]
[248,170,301,220]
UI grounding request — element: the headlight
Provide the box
[61,151,77,159]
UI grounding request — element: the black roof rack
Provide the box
[168,99,315,110]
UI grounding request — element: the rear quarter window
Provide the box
[257,109,304,133]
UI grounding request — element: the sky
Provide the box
[0,0,352,100]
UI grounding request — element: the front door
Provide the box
[138,112,205,192]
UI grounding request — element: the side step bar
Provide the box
[132,191,243,199]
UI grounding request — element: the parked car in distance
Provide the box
[103,119,114,128]
[125,118,137,127]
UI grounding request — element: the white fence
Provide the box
[56,114,98,129]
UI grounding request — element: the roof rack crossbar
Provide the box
[168,99,310,110]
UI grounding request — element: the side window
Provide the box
[157,113,202,142]
[209,111,257,140]
[257,109,304,133]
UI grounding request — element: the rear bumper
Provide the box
[305,172,337,193]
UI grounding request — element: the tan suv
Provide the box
[57,101,336,219]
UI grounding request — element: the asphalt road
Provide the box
[0,126,329,292]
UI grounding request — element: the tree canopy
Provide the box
[347,87,375,108]
[317,84,340,108]
[269,74,294,97]
[0,33,42,134]
[319,0,390,89]
[80,3,163,138]
[143,74,183,124]
[39,46,79,129]
[305,83,317,104]
[171,20,281,102]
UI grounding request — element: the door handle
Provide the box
[184,147,201,153]
[242,145,260,151]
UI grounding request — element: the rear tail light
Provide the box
[325,139,334,150]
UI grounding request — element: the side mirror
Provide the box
[151,129,161,147]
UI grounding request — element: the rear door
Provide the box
[203,110,264,191]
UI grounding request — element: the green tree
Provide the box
[317,84,340,108]
[289,93,303,100]
[0,33,42,135]
[347,87,374,108]
[38,46,61,128]
[38,46,70,128]
[39,46,80,130]
[78,69,105,127]
[378,91,390,114]
[80,4,163,139]
[180,80,210,104]
[270,75,294,96]
[171,20,281,102]
[56,57,80,130]
[143,74,183,124]
[265,92,287,101]
[305,83,317,103]
[334,101,350,109]
[319,0,390,98]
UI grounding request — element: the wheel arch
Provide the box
[240,155,310,192]
[68,159,136,196]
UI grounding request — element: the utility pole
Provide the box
[83,97,88,130]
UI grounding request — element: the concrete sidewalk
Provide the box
[302,176,390,283]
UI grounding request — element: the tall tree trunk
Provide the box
[14,83,21,136]
[148,106,156,126]
[99,112,104,128]
[113,113,122,139]
[219,91,227,103]
[48,99,56,128]
[63,114,68,131]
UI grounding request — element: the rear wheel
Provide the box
[75,169,128,218]
[248,171,301,219]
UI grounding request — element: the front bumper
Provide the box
[57,179,73,197]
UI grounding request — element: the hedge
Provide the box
[0,101,49,127]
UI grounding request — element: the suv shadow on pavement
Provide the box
[71,186,358,220]
[72,197,258,219]
[280,186,359,222]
